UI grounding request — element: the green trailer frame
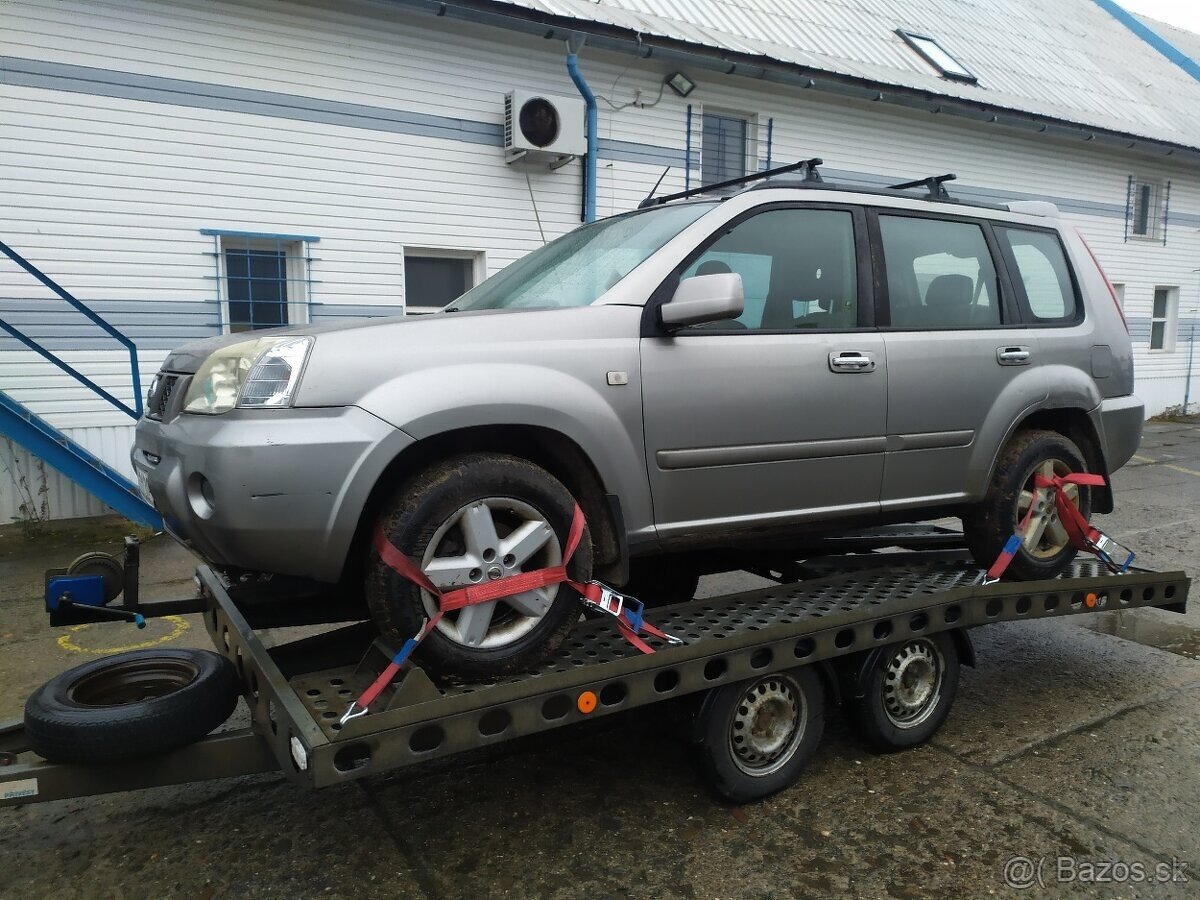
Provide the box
[0,534,1190,808]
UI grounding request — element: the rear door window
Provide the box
[878,215,1002,329]
[996,227,1078,322]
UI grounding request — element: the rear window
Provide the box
[879,215,1001,329]
[996,227,1078,322]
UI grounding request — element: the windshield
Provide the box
[450,202,716,311]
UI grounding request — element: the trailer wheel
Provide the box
[24,648,239,763]
[848,632,959,752]
[696,667,825,803]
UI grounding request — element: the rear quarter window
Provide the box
[996,227,1079,323]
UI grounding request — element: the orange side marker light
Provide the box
[1085,592,1097,608]
[577,691,598,714]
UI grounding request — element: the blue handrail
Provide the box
[0,239,143,419]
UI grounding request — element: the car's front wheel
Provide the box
[964,429,1091,581]
[366,453,591,677]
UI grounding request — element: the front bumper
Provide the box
[133,405,413,583]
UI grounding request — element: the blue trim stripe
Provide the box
[1,55,682,168]
[1092,0,1200,82]
[201,229,321,243]
[3,55,1196,227]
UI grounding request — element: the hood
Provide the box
[158,308,527,373]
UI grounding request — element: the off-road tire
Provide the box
[964,429,1090,581]
[24,648,239,763]
[366,452,592,678]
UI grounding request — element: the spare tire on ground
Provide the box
[24,648,239,763]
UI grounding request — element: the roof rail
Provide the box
[639,157,823,208]
[888,173,957,200]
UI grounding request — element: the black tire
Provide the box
[366,452,592,678]
[24,648,239,763]
[964,429,1091,581]
[848,633,959,752]
[621,556,701,607]
[696,667,825,803]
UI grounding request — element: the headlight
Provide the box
[183,336,313,415]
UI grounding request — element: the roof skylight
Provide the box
[897,29,978,83]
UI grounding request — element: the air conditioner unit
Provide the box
[504,90,586,166]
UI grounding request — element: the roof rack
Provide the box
[888,173,957,200]
[639,157,823,208]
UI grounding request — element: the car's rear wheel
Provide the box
[964,429,1091,581]
[366,453,592,677]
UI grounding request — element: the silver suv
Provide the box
[134,167,1142,676]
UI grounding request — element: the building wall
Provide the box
[2,0,1199,522]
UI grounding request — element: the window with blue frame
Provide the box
[203,230,316,333]
[225,245,289,331]
[701,112,749,187]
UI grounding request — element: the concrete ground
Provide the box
[2,422,1200,899]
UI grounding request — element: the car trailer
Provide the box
[0,527,1191,808]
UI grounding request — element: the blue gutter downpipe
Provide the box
[566,47,598,223]
[1092,0,1200,82]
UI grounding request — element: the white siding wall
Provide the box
[1,0,1199,522]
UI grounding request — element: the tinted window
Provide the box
[225,247,288,332]
[680,209,858,331]
[879,216,1001,329]
[997,227,1077,322]
[405,256,472,307]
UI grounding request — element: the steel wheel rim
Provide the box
[1015,457,1079,559]
[67,658,199,707]
[730,674,807,776]
[419,497,563,649]
[882,640,944,728]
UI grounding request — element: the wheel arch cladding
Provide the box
[345,424,624,585]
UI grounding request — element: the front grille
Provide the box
[146,373,181,421]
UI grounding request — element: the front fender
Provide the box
[358,362,653,535]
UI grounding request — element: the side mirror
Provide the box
[659,273,745,329]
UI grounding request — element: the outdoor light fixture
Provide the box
[665,71,696,97]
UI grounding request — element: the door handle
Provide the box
[996,346,1031,366]
[829,351,876,373]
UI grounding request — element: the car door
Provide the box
[640,204,888,542]
[873,211,1047,511]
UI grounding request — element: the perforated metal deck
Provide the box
[221,557,1190,788]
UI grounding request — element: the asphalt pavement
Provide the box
[1,421,1199,899]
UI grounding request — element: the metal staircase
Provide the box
[0,240,162,528]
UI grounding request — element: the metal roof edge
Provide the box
[1092,0,1200,83]
[383,0,1200,167]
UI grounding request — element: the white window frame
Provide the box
[1150,285,1179,352]
[402,247,486,313]
[208,232,314,334]
[700,108,757,188]
[1129,178,1165,241]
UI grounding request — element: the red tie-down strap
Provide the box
[983,471,1114,584]
[342,505,678,722]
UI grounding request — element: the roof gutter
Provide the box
[386,0,1200,168]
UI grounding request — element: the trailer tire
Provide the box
[696,667,825,804]
[848,632,959,752]
[24,648,239,763]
